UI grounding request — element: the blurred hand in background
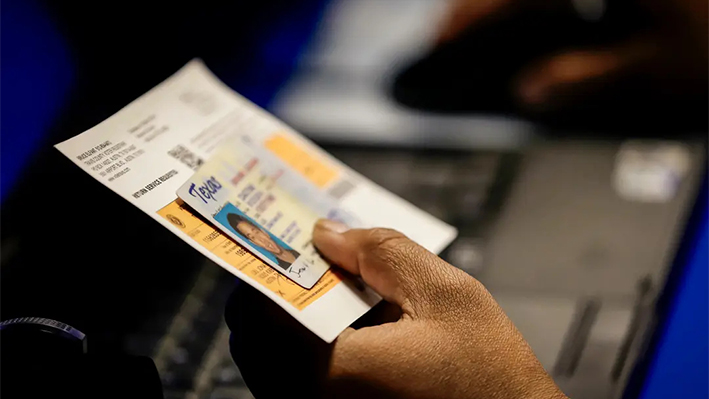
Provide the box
[437,0,708,112]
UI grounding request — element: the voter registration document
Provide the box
[55,60,457,342]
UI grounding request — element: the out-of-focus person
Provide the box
[437,0,707,113]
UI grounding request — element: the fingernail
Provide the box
[315,219,349,234]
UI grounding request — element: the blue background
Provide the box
[636,179,708,399]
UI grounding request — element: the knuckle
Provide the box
[364,228,411,262]
[366,227,406,244]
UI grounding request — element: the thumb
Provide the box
[313,220,470,318]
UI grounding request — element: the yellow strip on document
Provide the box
[157,199,341,310]
[265,134,338,188]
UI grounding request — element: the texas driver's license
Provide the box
[177,135,362,289]
[54,60,457,342]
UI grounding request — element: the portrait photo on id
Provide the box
[215,202,300,270]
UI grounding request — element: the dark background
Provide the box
[1,0,327,351]
[1,1,706,399]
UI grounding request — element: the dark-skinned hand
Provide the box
[226,220,567,399]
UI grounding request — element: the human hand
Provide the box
[226,220,567,399]
[436,0,707,112]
